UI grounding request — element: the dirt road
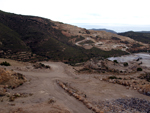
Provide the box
[0,61,92,113]
[0,60,150,113]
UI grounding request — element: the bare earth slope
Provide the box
[53,22,149,51]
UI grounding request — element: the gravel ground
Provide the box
[93,98,150,113]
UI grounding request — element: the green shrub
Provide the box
[45,65,50,69]
[123,62,128,67]
[0,61,11,66]
[79,40,94,45]
[109,76,117,79]
[39,63,45,67]
[137,67,142,71]
[146,73,150,82]
[111,37,121,40]
[131,43,142,48]
[138,73,150,82]
[118,77,122,80]
[113,60,118,63]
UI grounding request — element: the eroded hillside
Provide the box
[53,21,149,52]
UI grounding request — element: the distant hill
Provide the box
[118,31,150,44]
[89,28,117,34]
[138,31,150,33]
[0,10,149,64]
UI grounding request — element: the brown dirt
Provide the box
[0,59,150,113]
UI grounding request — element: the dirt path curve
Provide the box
[8,62,93,113]
[75,37,96,46]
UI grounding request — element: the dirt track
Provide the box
[0,61,93,113]
[0,60,150,113]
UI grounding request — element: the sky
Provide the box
[0,0,150,32]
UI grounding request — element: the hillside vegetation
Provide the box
[0,10,149,64]
[0,22,29,52]
[119,31,150,44]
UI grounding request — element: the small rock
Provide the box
[147,92,150,96]
[0,91,5,96]
[9,96,15,102]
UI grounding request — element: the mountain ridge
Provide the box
[118,31,150,44]
[89,28,117,34]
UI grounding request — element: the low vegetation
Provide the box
[0,10,133,65]
[113,60,118,63]
[137,67,142,71]
[108,76,122,79]
[131,43,142,48]
[111,37,121,40]
[75,36,85,42]
[138,73,150,82]
[0,23,29,53]
[123,62,128,67]
[33,63,50,69]
[79,40,94,45]
[0,61,11,66]
[120,41,129,44]
[108,76,117,79]
[119,31,150,44]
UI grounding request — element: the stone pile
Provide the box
[8,93,33,102]
[102,77,150,96]
[56,80,103,113]
[96,98,150,113]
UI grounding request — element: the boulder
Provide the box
[86,103,93,109]
[83,99,88,105]
[78,96,84,101]
[68,90,73,95]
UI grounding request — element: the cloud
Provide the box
[0,0,150,31]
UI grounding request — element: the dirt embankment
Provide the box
[0,68,26,96]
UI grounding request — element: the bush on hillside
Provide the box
[113,60,118,63]
[0,61,11,66]
[109,76,117,79]
[137,67,142,71]
[123,62,128,67]
[138,73,150,82]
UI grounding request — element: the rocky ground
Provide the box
[95,98,150,113]
[0,58,150,113]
